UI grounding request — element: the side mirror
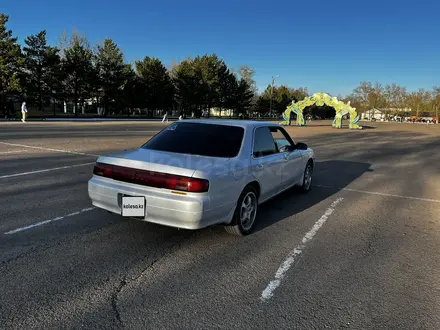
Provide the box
[296,142,308,150]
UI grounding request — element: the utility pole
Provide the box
[269,75,279,116]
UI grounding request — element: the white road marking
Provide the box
[4,207,95,235]
[316,185,440,203]
[0,150,22,154]
[261,198,344,302]
[0,142,99,157]
[0,162,96,179]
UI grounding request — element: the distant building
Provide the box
[210,108,233,117]
[362,107,412,121]
[362,109,384,120]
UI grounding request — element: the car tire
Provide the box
[300,161,313,193]
[224,185,258,236]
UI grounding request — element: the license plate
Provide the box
[121,196,146,217]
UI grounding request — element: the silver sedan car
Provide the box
[88,120,315,235]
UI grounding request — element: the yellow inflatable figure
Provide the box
[280,93,362,129]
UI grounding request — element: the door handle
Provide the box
[256,164,264,170]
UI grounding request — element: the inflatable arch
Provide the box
[280,93,362,129]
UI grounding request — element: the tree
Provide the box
[344,93,363,114]
[407,88,431,119]
[61,32,96,115]
[218,69,237,116]
[231,78,254,116]
[237,65,258,111]
[238,66,256,94]
[256,85,308,116]
[352,81,370,111]
[0,13,22,117]
[172,54,233,117]
[193,54,229,116]
[353,81,385,119]
[382,83,408,118]
[256,84,275,115]
[173,58,202,116]
[135,56,175,115]
[275,85,294,113]
[289,87,308,103]
[370,83,385,109]
[120,67,145,116]
[96,39,129,115]
[22,30,61,111]
[256,94,271,115]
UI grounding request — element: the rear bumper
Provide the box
[88,176,214,230]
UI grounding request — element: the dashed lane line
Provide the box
[261,198,344,301]
[0,150,23,154]
[315,185,440,203]
[4,207,96,235]
[0,162,96,179]
[0,142,100,157]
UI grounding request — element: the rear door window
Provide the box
[142,122,244,158]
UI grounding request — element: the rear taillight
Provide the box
[93,162,209,193]
[93,163,113,177]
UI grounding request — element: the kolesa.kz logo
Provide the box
[123,204,144,209]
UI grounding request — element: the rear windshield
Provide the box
[142,122,244,158]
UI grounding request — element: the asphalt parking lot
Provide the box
[1,120,439,330]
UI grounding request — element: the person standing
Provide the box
[162,111,168,123]
[21,102,28,122]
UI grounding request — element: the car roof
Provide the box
[178,119,280,129]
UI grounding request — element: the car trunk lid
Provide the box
[96,148,230,177]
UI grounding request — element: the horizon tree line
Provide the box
[1,13,439,120]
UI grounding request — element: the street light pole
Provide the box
[436,103,439,124]
[269,75,279,116]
